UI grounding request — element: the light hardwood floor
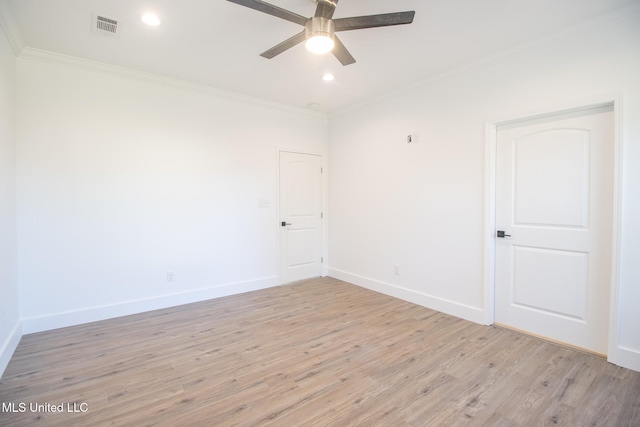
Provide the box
[1,277,638,426]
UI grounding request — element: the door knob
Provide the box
[497,230,511,238]
[281,221,292,227]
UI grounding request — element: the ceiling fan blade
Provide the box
[332,36,356,66]
[227,0,307,26]
[314,0,338,19]
[334,11,415,32]
[260,31,306,59]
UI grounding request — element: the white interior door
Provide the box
[279,151,323,283]
[495,106,614,355]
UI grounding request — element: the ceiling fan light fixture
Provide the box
[305,17,335,55]
[305,34,334,54]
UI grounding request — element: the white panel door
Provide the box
[495,107,614,354]
[279,151,323,283]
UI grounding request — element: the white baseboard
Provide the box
[21,276,279,334]
[328,268,486,325]
[0,320,22,378]
[609,345,640,372]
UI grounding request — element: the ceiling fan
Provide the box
[226,0,416,66]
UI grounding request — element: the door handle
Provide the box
[281,221,292,227]
[497,230,511,238]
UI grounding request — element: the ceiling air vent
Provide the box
[92,14,120,38]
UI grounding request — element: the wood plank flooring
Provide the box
[1,277,638,426]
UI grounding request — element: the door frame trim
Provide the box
[483,93,624,364]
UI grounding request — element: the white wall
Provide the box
[0,20,19,376]
[16,53,328,333]
[328,8,640,370]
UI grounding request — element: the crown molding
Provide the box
[0,0,24,55]
[331,2,640,118]
[17,46,328,121]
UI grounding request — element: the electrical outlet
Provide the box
[394,264,400,276]
[167,272,175,282]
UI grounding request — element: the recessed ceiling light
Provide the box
[141,12,161,27]
[322,73,335,82]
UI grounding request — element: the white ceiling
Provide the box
[4,0,638,113]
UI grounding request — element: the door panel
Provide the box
[287,162,316,216]
[512,246,588,320]
[287,229,317,267]
[495,107,613,354]
[279,152,322,283]
[514,130,589,227]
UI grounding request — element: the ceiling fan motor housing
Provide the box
[305,16,335,40]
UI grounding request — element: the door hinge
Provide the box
[321,257,324,263]
[321,212,324,219]
[321,167,323,174]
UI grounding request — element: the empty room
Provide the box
[1,0,639,425]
